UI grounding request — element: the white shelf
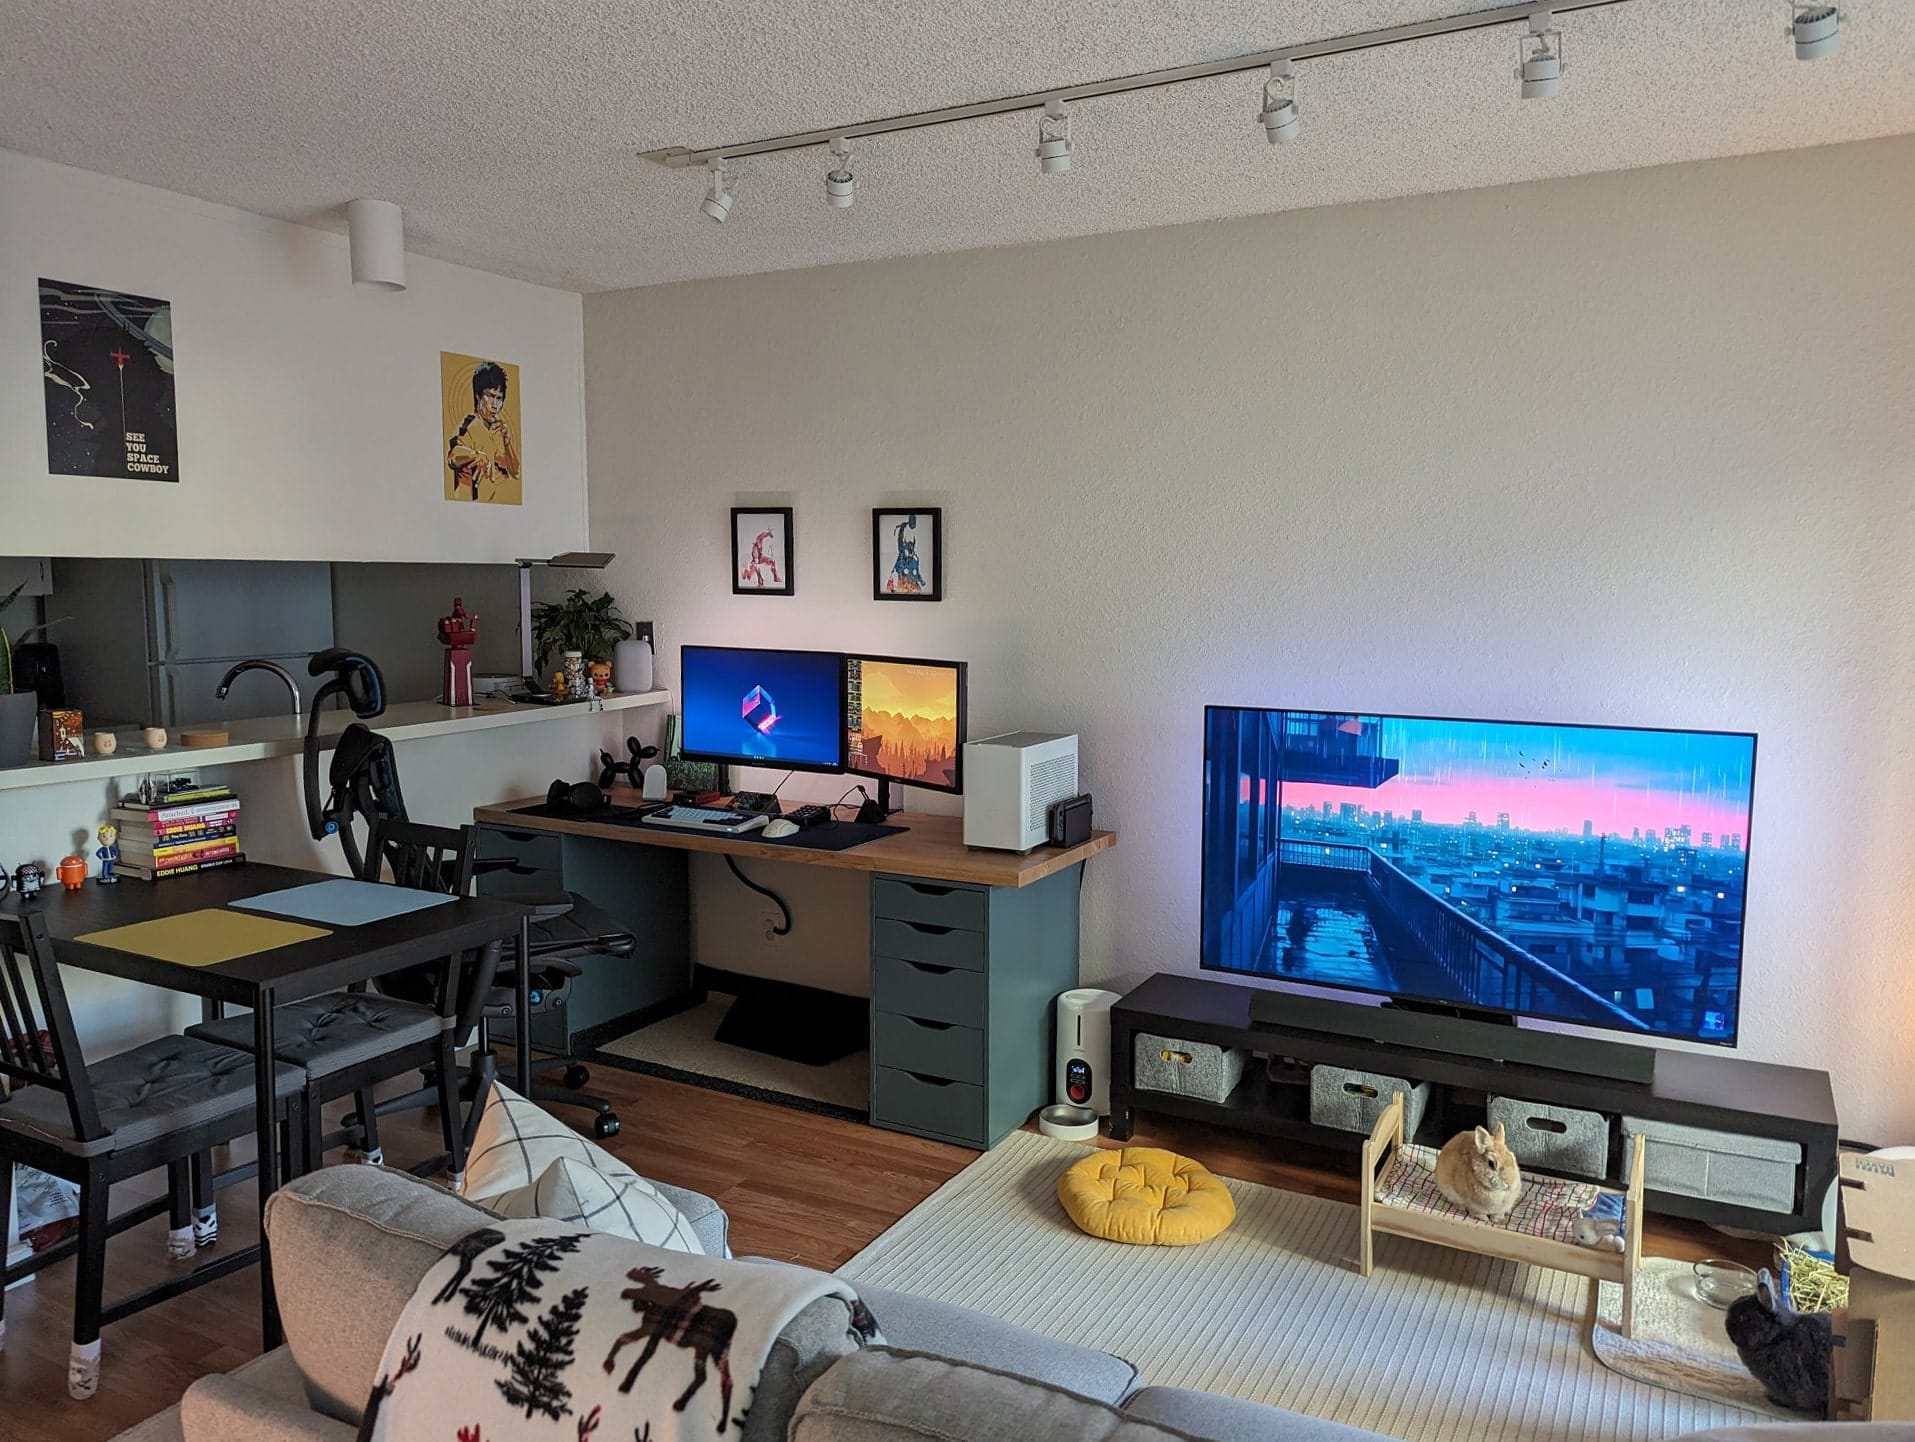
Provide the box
[0,689,671,793]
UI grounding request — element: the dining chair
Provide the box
[185,820,485,1179]
[0,905,307,1399]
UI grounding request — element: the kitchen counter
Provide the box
[0,689,670,792]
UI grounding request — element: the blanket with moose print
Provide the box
[356,1219,877,1442]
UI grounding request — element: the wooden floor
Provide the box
[1,1063,1768,1442]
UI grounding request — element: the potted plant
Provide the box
[530,588,631,694]
[0,582,50,766]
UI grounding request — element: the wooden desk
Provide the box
[37,862,528,1346]
[472,795,1114,887]
[473,793,1117,1148]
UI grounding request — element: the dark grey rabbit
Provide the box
[1723,1268,1831,1414]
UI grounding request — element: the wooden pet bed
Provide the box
[1359,1094,1646,1337]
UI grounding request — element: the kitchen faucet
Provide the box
[215,659,303,720]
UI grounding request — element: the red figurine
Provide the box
[57,855,88,891]
[438,596,479,706]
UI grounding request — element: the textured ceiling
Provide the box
[2,1,1912,292]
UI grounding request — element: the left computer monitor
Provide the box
[679,645,847,773]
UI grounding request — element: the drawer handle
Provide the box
[905,1072,955,1087]
[903,921,953,936]
[903,961,953,977]
[1343,1082,1380,1099]
[1524,1116,1570,1135]
[905,1017,955,1033]
[500,830,540,843]
[906,884,956,898]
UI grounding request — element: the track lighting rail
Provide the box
[638,0,1636,169]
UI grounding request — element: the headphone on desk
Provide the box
[546,779,608,815]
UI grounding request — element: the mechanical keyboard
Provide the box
[640,804,768,834]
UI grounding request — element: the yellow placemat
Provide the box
[76,909,331,966]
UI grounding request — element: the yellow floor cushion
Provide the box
[1058,1146,1236,1246]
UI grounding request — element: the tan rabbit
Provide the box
[1434,1122,1524,1220]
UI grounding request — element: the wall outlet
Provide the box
[762,911,781,942]
[633,620,655,648]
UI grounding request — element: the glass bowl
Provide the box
[1693,1258,1758,1309]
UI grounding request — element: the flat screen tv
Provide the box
[1200,707,1757,1044]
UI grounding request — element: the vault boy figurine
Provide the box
[96,824,119,884]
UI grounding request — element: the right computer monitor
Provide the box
[845,654,968,806]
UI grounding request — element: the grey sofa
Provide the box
[108,1165,1903,1442]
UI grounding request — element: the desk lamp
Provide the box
[516,551,615,696]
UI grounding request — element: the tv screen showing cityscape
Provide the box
[1200,707,1757,1044]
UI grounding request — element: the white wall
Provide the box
[585,136,1915,1144]
[0,149,587,562]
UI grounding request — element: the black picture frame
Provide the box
[732,507,795,596]
[872,508,943,602]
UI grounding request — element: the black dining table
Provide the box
[35,860,530,1347]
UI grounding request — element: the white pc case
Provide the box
[962,731,1079,851]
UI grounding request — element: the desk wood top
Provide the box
[474,791,1115,888]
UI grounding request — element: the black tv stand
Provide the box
[1248,986,1657,1085]
[1116,973,1838,1235]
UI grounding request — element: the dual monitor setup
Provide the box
[678,644,967,819]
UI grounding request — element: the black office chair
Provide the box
[300,649,629,1136]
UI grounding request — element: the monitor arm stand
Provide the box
[855,778,898,824]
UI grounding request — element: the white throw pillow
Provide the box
[460,1084,705,1254]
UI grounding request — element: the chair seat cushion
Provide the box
[0,1034,303,1157]
[528,893,636,958]
[1058,1147,1236,1246]
[187,993,443,1076]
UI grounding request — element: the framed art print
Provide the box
[873,508,942,601]
[733,507,794,595]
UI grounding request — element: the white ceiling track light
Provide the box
[346,198,406,291]
[701,159,733,223]
[825,137,856,207]
[1519,11,1564,98]
[1790,3,1841,59]
[1036,99,1073,174]
[640,0,1831,218]
[1259,60,1300,143]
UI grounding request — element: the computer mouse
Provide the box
[763,819,800,839]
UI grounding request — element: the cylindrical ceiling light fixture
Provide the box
[1036,99,1073,174]
[825,137,856,207]
[701,160,734,222]
[1258,60,1300,143]
[347,199,407,291]
[1518,11,1564,98]
[1790,4,1840,59]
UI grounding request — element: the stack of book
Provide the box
[111,785,244,880]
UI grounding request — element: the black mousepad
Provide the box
[753,820,905,852]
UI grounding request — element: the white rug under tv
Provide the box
[838,1131,1778,1442]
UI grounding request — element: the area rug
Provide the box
[1593,1258,1789,1419]
[838,1131,1771,1442]
[590,994,869,1118]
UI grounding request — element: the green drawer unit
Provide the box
[873,917,987,972]
[873,1066,986,1146]
[874,1013,986,1086]
[872,955,986,1027]
[472,821,693,1053]
[872,878,989,933]
[868,866,1082,1150]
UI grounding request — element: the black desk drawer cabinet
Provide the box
[874,1066,987,1145]
[873,956,986,1027]
[873,878,989,933]
[873,917,987,972]
[868,868,1081,1150]
[874,1013,986,1086]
